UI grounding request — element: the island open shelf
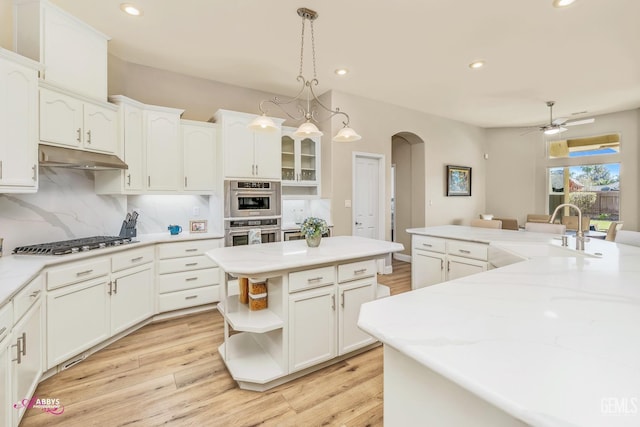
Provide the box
[217,296,284,333]
[218,332,285,387]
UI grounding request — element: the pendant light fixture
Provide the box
[248,7,361,142]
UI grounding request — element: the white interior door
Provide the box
[353,154,382,239]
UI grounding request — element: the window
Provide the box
[548,163,620,230]
[548,134,620,159]
[546,133,621,231]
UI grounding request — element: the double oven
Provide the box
[224,180,281,246]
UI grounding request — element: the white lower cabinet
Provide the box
[11,276,43,427]
[0,301,13,427]
[411,235,488,289]
[338,278,376,355]
[0,336,9,427]
[412,250,446,289]
[46,247,154,369]
[47,276,110,368]
[156,239,223,313]
[289,286,336,372]
[110,263,154,336]
[447,255,488,280]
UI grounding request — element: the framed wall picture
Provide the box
[446,165,472,196]
[189,219,208,233]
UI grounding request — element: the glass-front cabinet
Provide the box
[281,126,321,198]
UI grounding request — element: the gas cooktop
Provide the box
[13,236,136,256]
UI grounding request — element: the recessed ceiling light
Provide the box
[120,3,143,16]
[552,0,576,8]
[469,60,485,69]
[335,68,349,76]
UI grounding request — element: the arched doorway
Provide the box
[391,132,425,260]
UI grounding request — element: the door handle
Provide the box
[108,281,113,295]
[127,174,131,186]
[113,279,118,294]
[76,128,82,142]
[331,294,336,310]
[86,130,92,144]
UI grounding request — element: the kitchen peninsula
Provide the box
[359,226,640,427]
[205,235,403,391]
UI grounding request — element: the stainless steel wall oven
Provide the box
[224,218,281,247]
[224,180,282,246]
[225,180,281,218]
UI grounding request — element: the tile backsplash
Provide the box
[0,168,126,252]
[0,168,223,253]
[282,199,332,227]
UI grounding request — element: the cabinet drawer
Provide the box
[112,247,154,272]
[0,302,12,342]
[157,239,223,260]
[157,268,220,294]
[447,240,488,261]
[413,235,446,253]
[47,258,110,290]
[157,255,216,274]
[13,275,43,324]
[338,260,376,283]
[158,285,219,312]
[289,266,336,293]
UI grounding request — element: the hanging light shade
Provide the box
[293,121,324,138]
[333,126,361,142]
[248,114,279,132]
[250,7,360,142]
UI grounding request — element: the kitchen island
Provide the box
[358,226,640,426]
[205,235,403,391]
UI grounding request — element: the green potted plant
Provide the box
[300,217,328,247]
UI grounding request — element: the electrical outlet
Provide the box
[344,200,352,208]
[192,206,200,216]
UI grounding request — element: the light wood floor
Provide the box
[22,260,411,427]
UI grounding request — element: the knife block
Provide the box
[119,221,137,238]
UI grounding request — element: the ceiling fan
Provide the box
[524,101,595,135]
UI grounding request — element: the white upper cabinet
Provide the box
[281,126,321,198]
[14,0,110,100]
[0,49,39,193]
[144,106,183,191]
[181,120,217,192]
[39,85,118,154]
[214,109,283,180]
[119,98,145,192]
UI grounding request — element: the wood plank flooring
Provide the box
[21,260,411,427]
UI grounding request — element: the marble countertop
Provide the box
[0,232,224,307]
[206,235,403,277]
[360,225,640,426]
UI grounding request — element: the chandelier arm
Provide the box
[308,81,351,127]
[257,76,310,121]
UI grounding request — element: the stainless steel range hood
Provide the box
[39,144,128,170]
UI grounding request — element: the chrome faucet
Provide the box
[549,203,586,251]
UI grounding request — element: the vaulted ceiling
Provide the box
[44,0,640,128]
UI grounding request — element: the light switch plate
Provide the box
[344,200,352,208]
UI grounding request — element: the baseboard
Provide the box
[393,253,411,263]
